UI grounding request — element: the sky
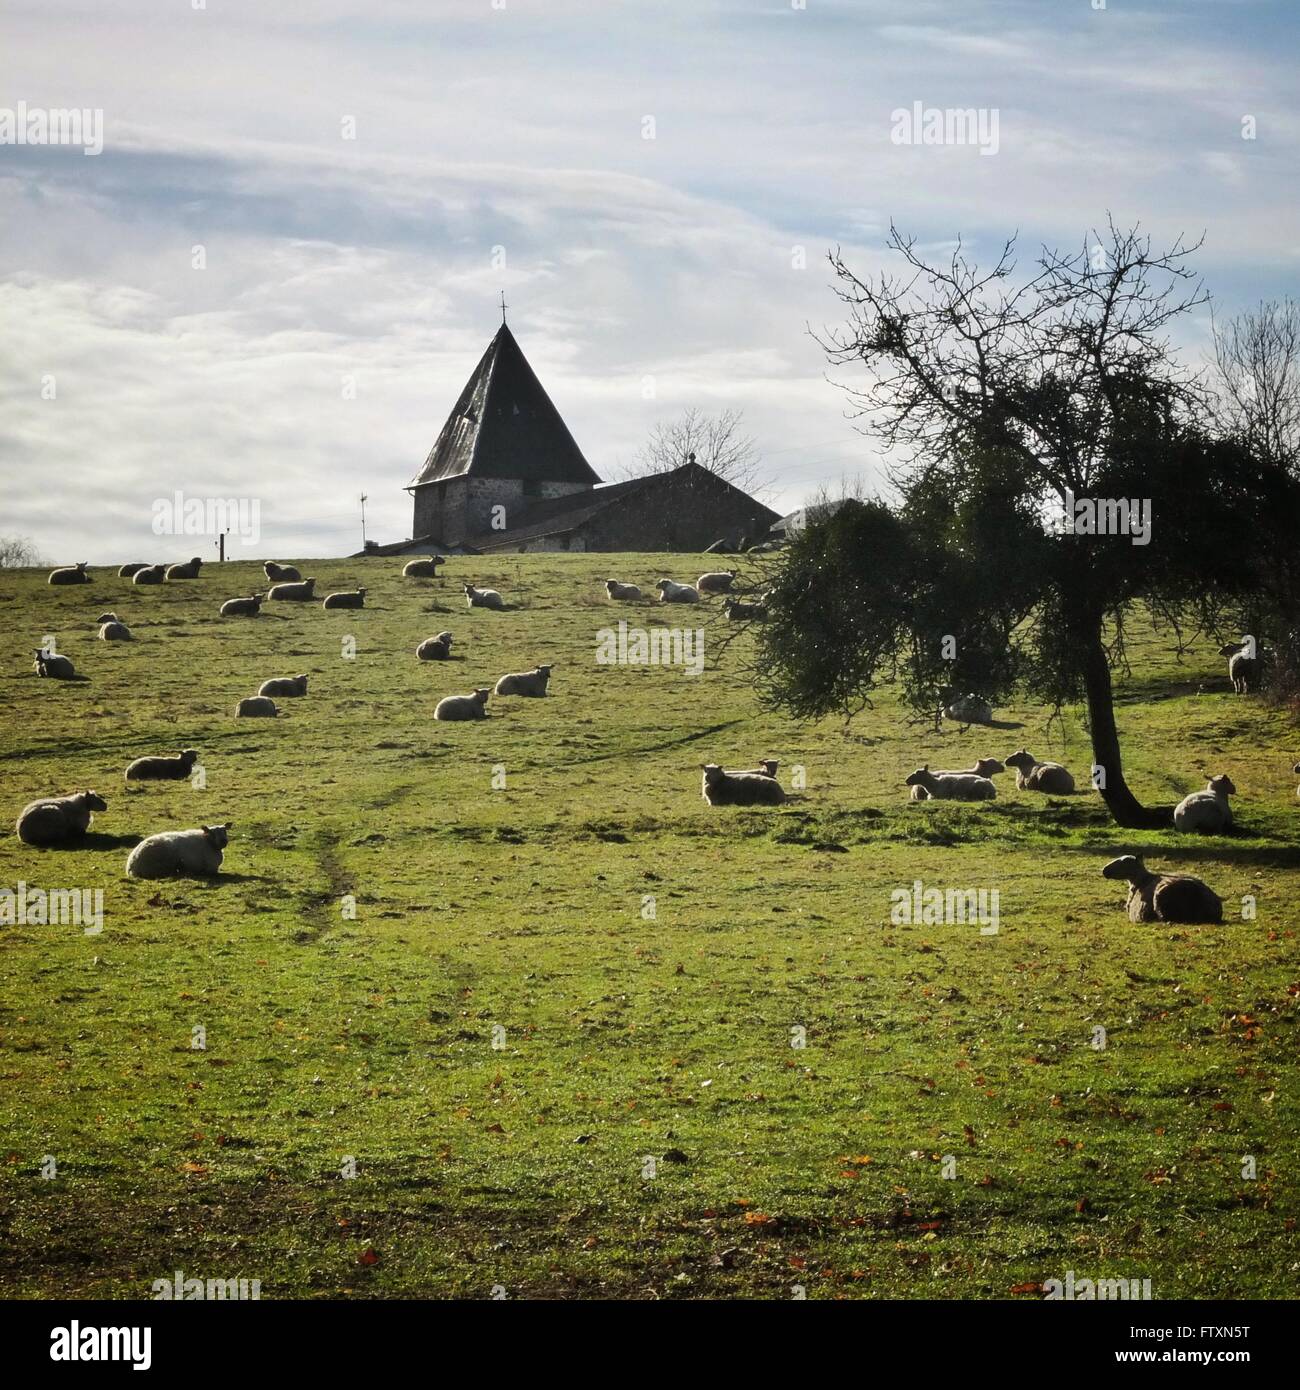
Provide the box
[1,0,1298,563]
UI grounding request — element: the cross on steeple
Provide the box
[499,291,508,324]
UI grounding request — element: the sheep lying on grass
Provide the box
[656,579,700,603]
[258,674,308,698]
[126,823,230,879]
[416,632,454,661]
[435,688,490,720]
[323,588,366,610]
[1174,774,1235,833]
[263,561,301,582]
[722,597,767,621]
[97,613,132,640]
[48,562,90,585]
[696,569,737,595]
[16,790,108,846]
[125,749,200,782]
[118,563,147,578]
[702,763,786,805]
[943,691,994,725]
[166,557,203,580]
[268,578,316,601]
[33,650,76,680]
[220,593,264,617]
[133,565,166,585]
[236,696,278,717]
[1004,749,1075,794]
[1101,855,1223,923]
[495,664,553,697]
[605,580,641,601]
[905,764,997,802]
[910,758,1004,800]
[403,555,446,578]
[1218,641,1259,694]
[464,583,504,610]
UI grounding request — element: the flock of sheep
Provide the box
[19,556,1298,926]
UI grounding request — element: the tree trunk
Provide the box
[1081,628,1171,828]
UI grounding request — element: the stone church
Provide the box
[372,321,779,555]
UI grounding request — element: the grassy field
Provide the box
[0,552,1296,1300]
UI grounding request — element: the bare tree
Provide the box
[1213,298,1300,472]
[624,408,768,494]
[0,535,45,568]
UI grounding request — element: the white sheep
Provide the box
[323,588,366,610]
[702,763,785,806]
[1101,855,1223,923]
[1218,641,1259,695]
[434,688,490,721]
[416,632,454,661]
[1173,774,1235,833]
[263,561,301,582]
[16,790,108,846]
[494,664,553,697]
[655,578,700,604]
[126,823,231,879]
[696,569,737,595]
[904,765,997,802]
[464,583,504,610]
[1004,749,1076,795]
[133,565,166,585]
[267,578,316,601]
[220,592,264,617]
[125,749,201,782]
[166,556,203,580]
[97,612,132,640]
[33,649,76,680]
[48,562,90,586]
[604,580,642,601]
[258,674,309,698]
[403,555,446,578]
[942,691,994,725]
[236,695,278,717]
[722,597,767,621]
[910,757,1004,800]
[118,563,148,578]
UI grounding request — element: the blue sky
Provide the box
[1,0,1297,561]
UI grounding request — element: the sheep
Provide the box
[696,569,737,595]
[722,597,767,621]
[1004,749,1076,795]
[322,588,366,610]
[33,650,76,680]
[125,748,200,782]
[655,578,700,604]
[220,592,264,617]
[263,561,301,583]
[464,583,504,610]
[48,562,90,585]
[942,691,994,725]
[435,688,490,721]
[604,580,642,601]
[702,763,786,806]
[133,565,166,585]
[494,664,553,697]
[1174,774,1236,833]
[416,632,454,661]
[236,695,278,717]
[1218,641,1259,695]
[118,563,148,578]
[15,790,108,846]
[166,556,203,580]
[97,612,132,641]
[910,757,1004,800]
[126,823,230,879]
[267,578,316,601]
[905,764,997,802]
[403,555,446,578]
[1101,855,1223,924]
[258,674,308,698]
[1294,760,1300,800]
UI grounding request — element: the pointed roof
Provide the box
[410,323,601,488]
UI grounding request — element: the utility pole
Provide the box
[216,529,229,562]
[360,494,368,551]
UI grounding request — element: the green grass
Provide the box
[0,553,1296,1300]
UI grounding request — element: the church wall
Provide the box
[411,477,468,545]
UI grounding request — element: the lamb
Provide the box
[126,823,231,879]
[702,763,786,806]
[604,580,642,601]
[434,688,490,721]
[258,674,308,698]
[97,612,132,641]
[403,555,446,578]
[220,593,264,617]
[48,562,90,585]
[267,578,316,601]
[133,565,166,585]
[905,764,997,802]
[910,757,1004,800]
[722,597,767,621]
[118,563,148,578]
[263,561,301,583]
[494,664,553,697]
[1173,774,1236,833]
[1218,641,1259,695]
[942,691,994,725]
[1004,750,1076,795]
[696,569,737,595]
[15,790,108,846]
[1101,855,1223,924]
[464,583,504,610]
[416,632,454,661]
[322,587,366,610]
[236,695,278,717]
[655,578,700,604]
[125,748,200,782]
[33,650,76,680]
[166,556,203,580]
